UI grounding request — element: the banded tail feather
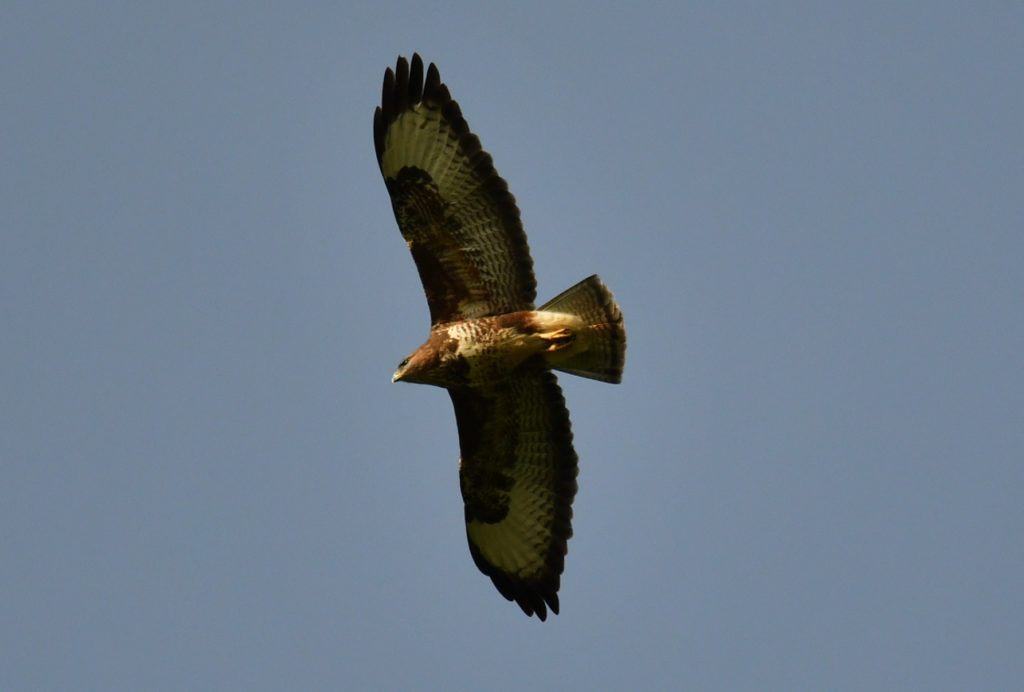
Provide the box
[540,275,625,384]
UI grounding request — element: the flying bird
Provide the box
[374,54,626,620]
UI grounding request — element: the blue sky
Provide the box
[3,2,1022,690]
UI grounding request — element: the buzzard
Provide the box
[374,54,626,620]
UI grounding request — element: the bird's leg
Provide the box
[539,328,575,352]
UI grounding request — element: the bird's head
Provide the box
[391,353,415,383]
[393,332,466,387]
[392,344,436,385]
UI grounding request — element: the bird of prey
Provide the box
[374,54,626,620]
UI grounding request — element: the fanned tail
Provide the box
[539,275,625,384]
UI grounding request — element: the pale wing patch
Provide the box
[380,107,463,196]
[465,455,563,577]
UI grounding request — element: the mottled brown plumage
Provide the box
[375,54,626,620]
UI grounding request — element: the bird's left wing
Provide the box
[374,54,537,324]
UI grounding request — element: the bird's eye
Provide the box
[398,357,410,368]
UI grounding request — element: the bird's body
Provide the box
[395,299,612,388]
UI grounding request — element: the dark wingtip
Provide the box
[408,53,424,103]
[375,54,439,168]
[467,537,564,622]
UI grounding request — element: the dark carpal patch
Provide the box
[450,388,515,523]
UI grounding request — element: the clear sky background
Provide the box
[3,3,1022,690]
